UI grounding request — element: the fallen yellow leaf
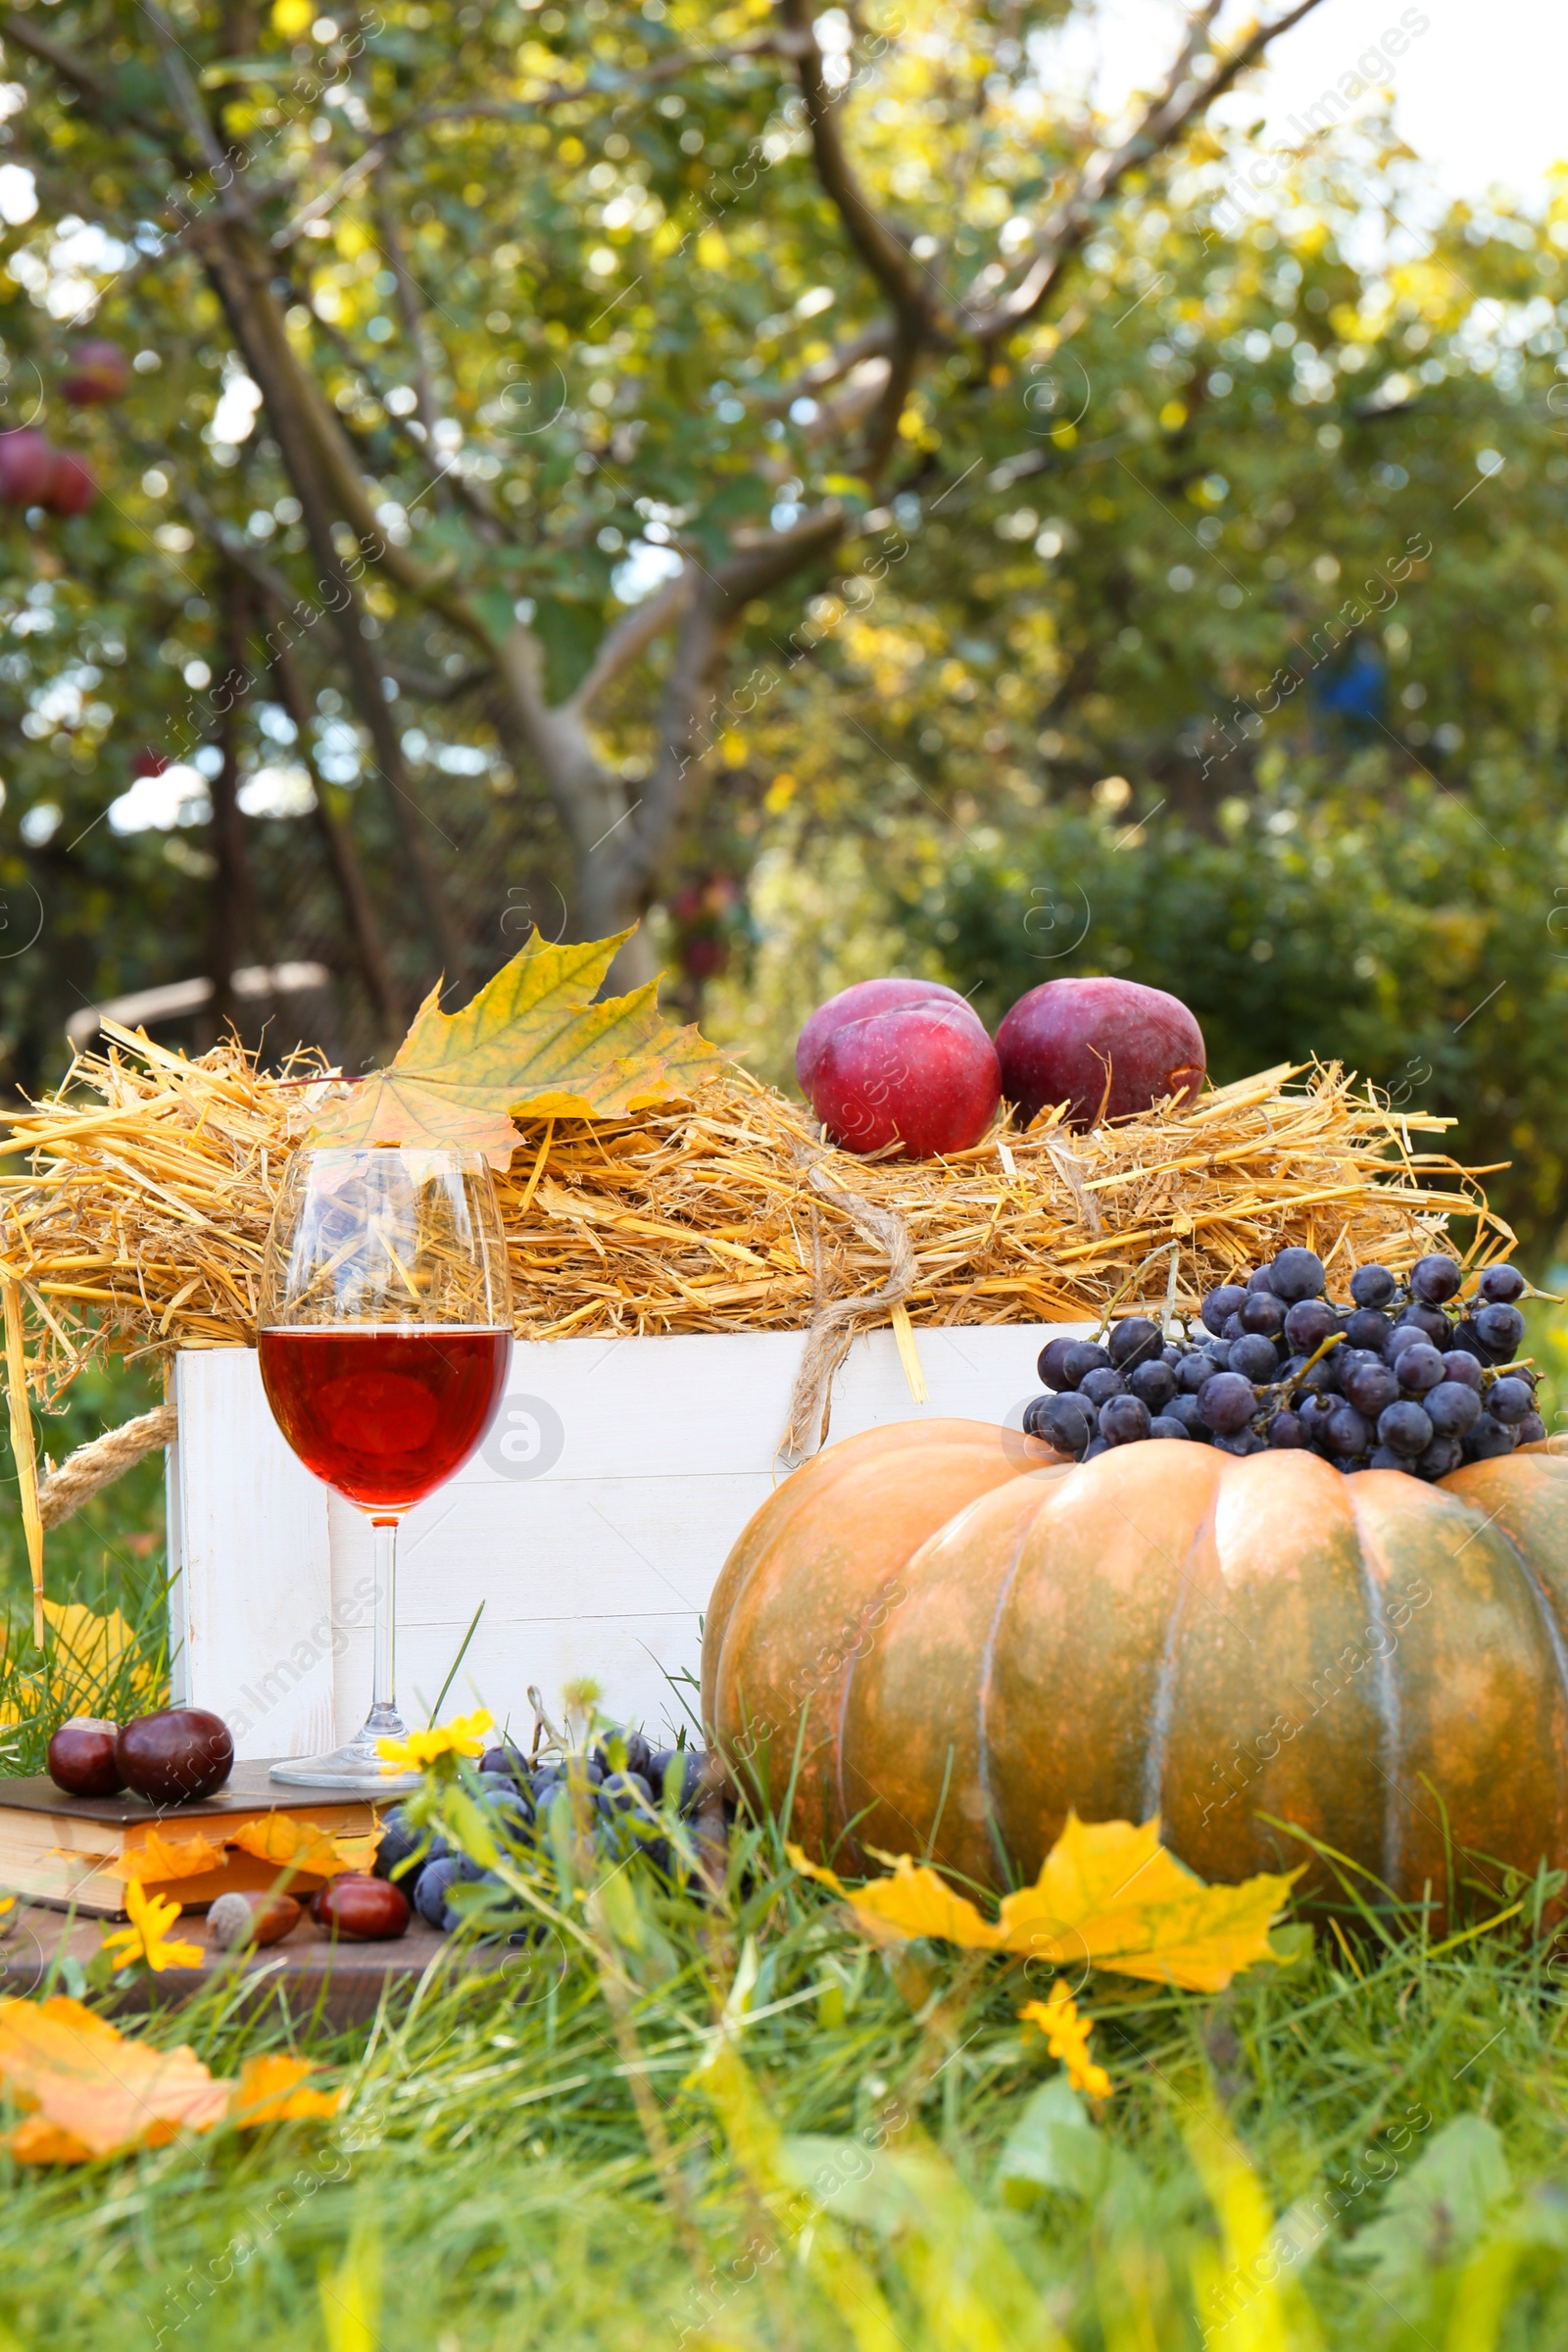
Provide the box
[231,2053,345,2126]
[312,928,724,1167]
[788,1814,1298,1993]
[227,1813,369,1879]
[1019,1984,1112,2099]
[0,1996,228,2159]
[108,1826,228,1885]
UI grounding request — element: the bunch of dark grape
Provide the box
[374,1725,717,1934]
[1022,1250,1543,1483]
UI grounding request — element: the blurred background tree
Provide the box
[0,0,1566,1250]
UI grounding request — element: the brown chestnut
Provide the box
[116,1707,234,1804]
[47,1715,123,1798]
[310,1873,410,1940]
[207,1889,302,1950]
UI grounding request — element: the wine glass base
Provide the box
[270,1751,420,1794]
[270,1710,419,1795]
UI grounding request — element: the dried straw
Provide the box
[0,1022,1508,1409]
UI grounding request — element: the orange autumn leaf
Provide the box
[788,1814,1298,1993]
[231,2053,345,2127]
[311,928,723,1167]
[108,1826,228,1885]
[0,1996,229,2160]
[226,1813,368,1879]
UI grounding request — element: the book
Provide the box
[0,1762,379,1919]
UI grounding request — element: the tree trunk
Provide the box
[208,564,259,1042]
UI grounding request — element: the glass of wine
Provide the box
[257,1143,513,1790]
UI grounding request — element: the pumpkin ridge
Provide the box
[976,1475,1049,1886]
[1343,1477,1406,1894]
[1138,1500,1207,1826]
[834,1561,922,1864]
[1478,1516,1568,1839]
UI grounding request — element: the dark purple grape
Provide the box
[1130,1358,1177,1411]
[1200,1285,1248,1337]
[1038,1337,1079,1391]
[1230,1333,1281,1384]
[1350,1264,1397,1308]
[1343,1306,1394,1353]
[1107,1316,1162,1369]
[1443,1349,1484,1392]
[1176,1351,1217,1394]
[1214,1430,1267,1455]
[1396,1302,1451,1347]
[1040,1395,1092,1454]
[1487,1376,1535,1425]
[1222,1312,1247,1342]
[1378,1399,1433,1456]
[1343,1358,1398,1417]
[1450,1318,1490,1360]
[1474,1302,1526,1360]
[1060,1341,1111,1388]
[1082,1437,1111,1460]
[1199,1371,1256,1435]
[1165,1395,1208,1437]
[1245,1266,1276,1293]
[1267,1248,1326,1301]
[1268,1409,1307,1447]
[1205,1338,1233,1370]
[1325,1404,1373,1457]
[1284,1298,1337,1352]
[1519,1413,1547,1445]
[1290,1350,1342,1396]
[1022,1396,1054,1438]
[1479,1264,1526,1304]
[1393,1342,1446,1395]
[1148,1414,1190,1440]
[1101,1395,1152,1444]
[1080,1365,1126,1406]
[1366,1446,1404,1470]
[1240,1291,1287,1337]
[1409,1253,1462,1303]
[1416,1435,1463,1477]
[1161,1344,1183,1366]
[1425,1380,1482,1437]
[1298,1393,1337,1439]
[1464,1414,1516,1460]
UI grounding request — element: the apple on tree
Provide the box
[996,976,1205,1130]
[798,977,1001,1158]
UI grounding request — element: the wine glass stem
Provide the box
[367,1513,403,1738]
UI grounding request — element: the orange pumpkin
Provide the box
[702,1424,1568,1906]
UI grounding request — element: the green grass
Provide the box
[1,1412,1567,2350]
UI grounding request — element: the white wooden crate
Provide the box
[167,1322,1076,1759]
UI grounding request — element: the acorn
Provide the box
[47,1715,123,1798]
[207,1889,301,1950]
[116,1708,233,1804]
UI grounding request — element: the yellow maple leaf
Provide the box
[0,1995,228,2159]
[789,1815,1298,1993]
[226,1813,368,1880]
[230,2053,345,2127]
[998,1815,1298,1992]
[108,1826,228,1885]
[787,1843,1004,1950]
[312,928,724,1168]
[1019,1984,1112,2100]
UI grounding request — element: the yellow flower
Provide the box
[376,1707,493,1774]
[102,1880,204,1975]
[1019,1982,1112,2100]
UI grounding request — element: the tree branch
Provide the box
[965,0,1329,341]
[564,570,694,719]
[778,0,933,339]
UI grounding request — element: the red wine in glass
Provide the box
[259,1327,511,1514]
[258,1143,513,1790]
